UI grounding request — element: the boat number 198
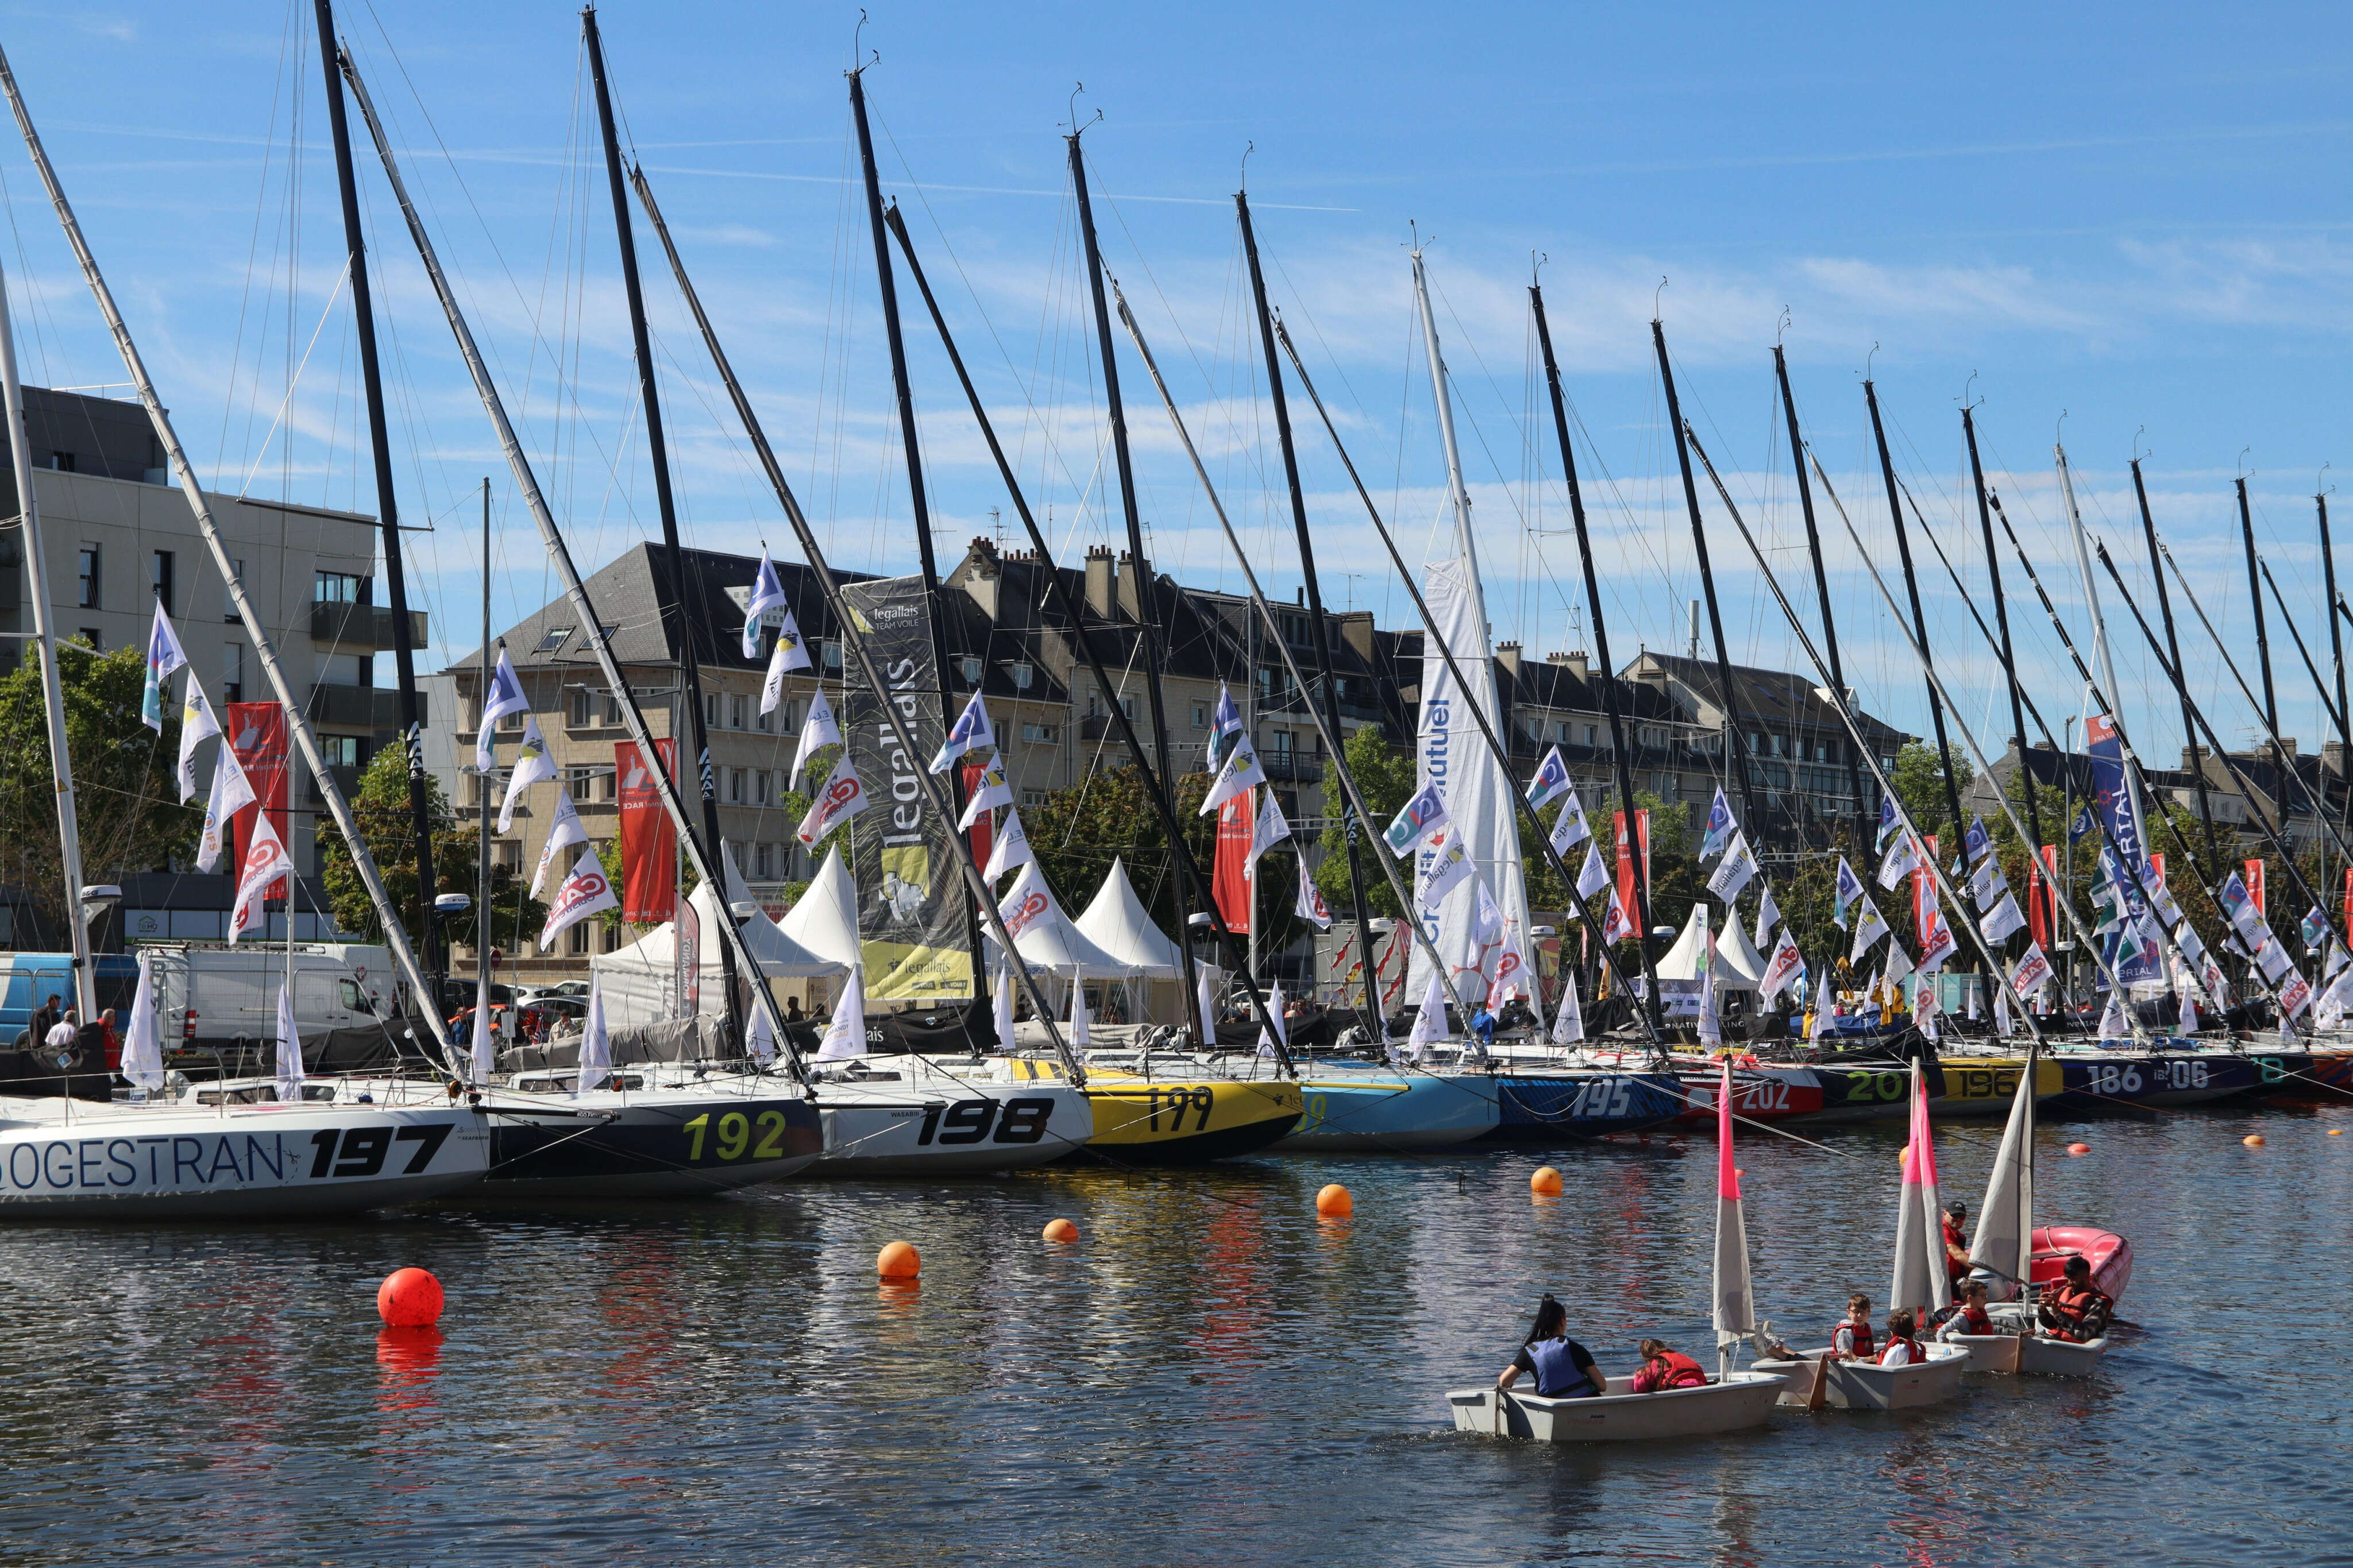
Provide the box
[915,1098,1055,1146]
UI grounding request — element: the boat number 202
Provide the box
[914,1098,1055,1146]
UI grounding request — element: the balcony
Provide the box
[306,682,422,731]
[1260,751,1323,783]
[310,600,428,652]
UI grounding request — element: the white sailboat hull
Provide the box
[0,1095,488,1218]
[1754,1342,1970,1409]
[1943,1331,2109,1376]
[1446,1372,1787,1442]
[801,1061,1093,1176]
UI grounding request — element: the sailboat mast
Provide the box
[583,9,744,1049]
[2239,480,2279,739]
[1655,319,1769,843]
[1065,127,1201,1033]
[0,261,92,1024]
[312,0,441,1002]
[1235,190,1380,1037]
[872,206,1310,1065]
[1775,346,1868,847]
[1533,287,1662,1031]
[2057,442,2138,816]
[845,67,985,1004]
[2319,495,2353,877]
[2133,459,2219,863]
[1411,251,1487,614]
[1962,408,2046,858]
[1865,383,1969,855]
[0,44,456,1064]
[336,47,813,1082]
[475,481,493,1076]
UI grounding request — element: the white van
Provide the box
[141,943,389,1047]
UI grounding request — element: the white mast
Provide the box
[0,45,458,1067]
[1411,249,1488,617]
[0,257,93,1025]
[2057,442,2143,835]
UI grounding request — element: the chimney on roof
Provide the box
[1495,640,1522,676]
[1548,650,1590,677]
[1115,549,1145,621]
[1085,546,1114,619]
[1337,610,1374,662]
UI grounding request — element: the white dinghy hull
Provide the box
[1754,1343,1970,1409]
[1445,1372,1787,1443]
[1945,1331,2108,1376]
[0,1096,489,1218]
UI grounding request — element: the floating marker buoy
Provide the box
[2329,1129,2344,1137]
[2066,1142,2090,1156]
[1315,1183,1352,1219]
[1530,1166,1563,1196]
[877,1241,921,1279]
[1042,1218,1079,1243]
[2243,1134,2267,1148]
[376,1267,444,1329]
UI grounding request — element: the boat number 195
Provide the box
[1570,1079,1633,1119]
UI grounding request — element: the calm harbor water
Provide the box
[3,1095,2348,1566]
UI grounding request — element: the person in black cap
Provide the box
[1941,1200,1972,1286]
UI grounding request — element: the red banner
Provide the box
[2343,867,2352,945]
[1213,791,1253,934]
[2246,858,2267,921]
[2031,845,2058,949]
[962,758,994,868]
[1611,809,1651,930]
[616,738,677,924]
[227,702,290,903]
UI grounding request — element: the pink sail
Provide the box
[1712,1058,1754,1347]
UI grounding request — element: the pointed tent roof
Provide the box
[1073,858,1183,979]
[982,866,1133,977]
[778,845,861,969]
[595,879,843,981]
[1655,902,1764,988]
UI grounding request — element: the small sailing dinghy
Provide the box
[1753,1060,1969,1408]
[1942,1048,2113,1375]
[1445,1061,1787,1442]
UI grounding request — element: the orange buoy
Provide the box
[376,1267,444,1329]
[1315,1183,1352,1219]
[877,1240,921,1279]
[1042,1218,1079,1243]
[2066,1142,2090,1156]
[1530,1166,1563,1196]
[2244,1134,2267,1148]
[2329,1129,2344,1137]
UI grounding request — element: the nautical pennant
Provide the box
[983,804,1035,882]
[496,714,558,833]
[537,850,619,949]
[1705,832,1758,902]
[1382,782,1450,858]
[1700,789,1737,861]
[1525,747,1572,812]
[142,601,187,732]
[1546,783,1591,855]
[759,608,811,716]
[1752,883,1781,950]
[797,752,870,845]
[957,758,1013,831]
[531,789,592,896]
[742,550,788,659]
[790,686,842,785]
[1848,894,1891,963]
[1575,841,1611,901]
[1833,856,1865,929]
[929,690,996,774]
[476,651,531,774]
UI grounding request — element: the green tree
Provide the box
[1020,763,1220,939]
[0,642,196,935]
[1314,724,1416,919]
[1890,738,1975,853]
[317,745,543,953]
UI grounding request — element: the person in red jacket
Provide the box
[1830,1293,1876,1361]
[1631,1339,1708,1393]
[1940,1201,1972,1285]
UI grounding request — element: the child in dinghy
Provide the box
[2038,1256,2114,1342]
[1831,1293,1876,1361]
[1631,1340,1710,1393]
[1497,1295,1602,1399]
[1877,1309,1927,1366]
[1932,1279,1997,1341]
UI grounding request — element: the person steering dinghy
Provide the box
[1497,1295,1602,1399]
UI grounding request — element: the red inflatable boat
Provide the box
[2029,1225,2132,1304]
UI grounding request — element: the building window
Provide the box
[321,735,363,767]
[959,656,983,683]
[76,546,98,608]
[755,770,772,806]
[1021,723,1059,745]
[535,627,572,655]
[569,688,592,726]
[493,840,521,872]
[754,701,772,735]
[602,692,622,725]
[730,694,747,730]
[1023,789,1050,807]
[315,570,369,604]
[822,640,843,673]
[152,550,175,612]
[1011,661,1033,691]
[729,768,746,804]
[49,450,73,472]
[754,842,774,879]
[224,643,244,704]
[78,627,99,650]
[704,693,720,729]
[1191,704,1208,729]
[600,770,618,803]
[567,922,591,957]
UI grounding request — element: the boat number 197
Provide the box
[307,1124,452,1179]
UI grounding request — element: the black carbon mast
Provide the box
[583,7,743,1048]
[2131,457,2218,865]
[1961,407,2046,862]
[1775,345,1868,847]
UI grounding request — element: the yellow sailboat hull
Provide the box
[1001,1060,1302,1164]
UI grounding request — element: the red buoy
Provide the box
[377,1267,444,1328]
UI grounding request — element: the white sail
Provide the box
[1969,1052,2037,1291]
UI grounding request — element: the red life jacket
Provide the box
[1832,1319,1875,1360]
[1953,1303,1995,1335]
[1637,1350,1707,1392]
[2044,1281,2111,1342]
[1880,1334,1926,1366]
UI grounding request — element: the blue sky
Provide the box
[3,2,2352,767]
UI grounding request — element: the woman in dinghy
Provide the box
[1632,1340,1709,1393]
[1497,1295,1603,1399]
